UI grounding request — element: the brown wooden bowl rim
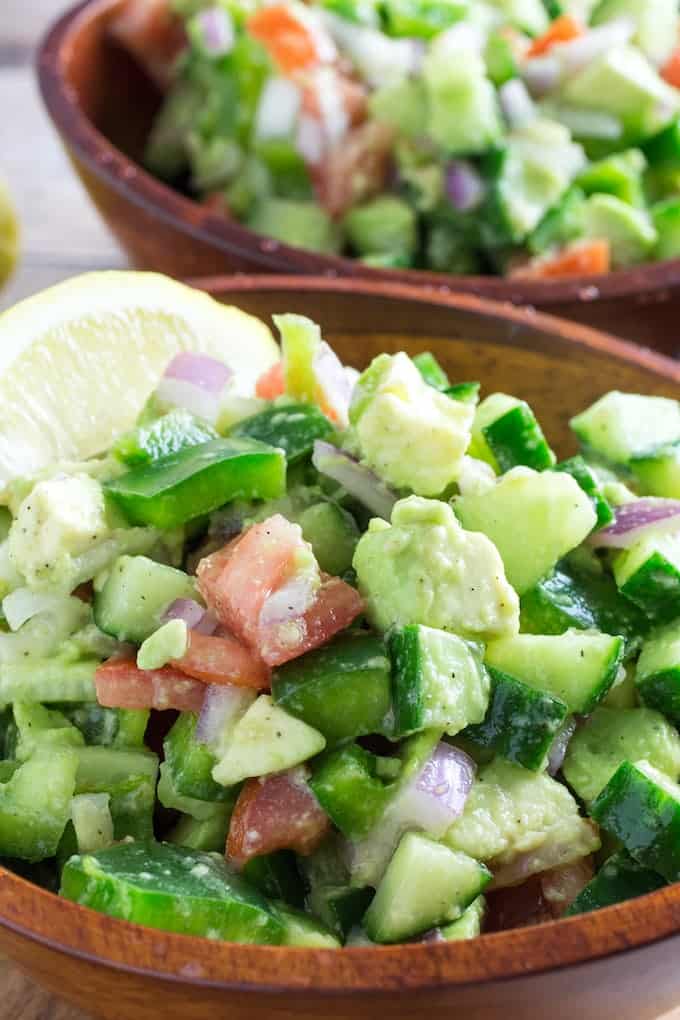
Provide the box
[36,0,680,309]
[0,273,679,991]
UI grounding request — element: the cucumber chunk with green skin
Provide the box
[344,197,418,262]
[57,703,149,749]
[11,702,85,761]
[247,199,340,255]
[272,901,341,947]
[298,503,359,577]
[613,533,680,622]
[554,456,614,529]
[412,352,450,391]
[439,894,486,940]
[462,667,568,772]
[519,561,649,656]
[93,555,196,644]
[575,149,646,207]
[0,657,98,706]
[242,851,305,909]
[363,833,491,944]
[643,118,680,169]
[571,391,680,465]
[0,749,78,862]
[166,805,233,853]
[380,0,468,39]
[485,630,624,714]
[636,619,680,724]
[114,410,218,468]
[230,403,334,465]
[632,443,680,499]
[566,849,666,917]
[164,712,230,803]
[61,841,285,943]
[590,760,680,883]
[105,438,287,529]
[387,624,490,738]
[456,467,596,595]
[157,763,223,821]
[310,744,397,838]
[591,0,679,66]
[562,707,680,803]
[651,199,680,260]
[472,394,557,473]
[527,186,587,256]
[309,884,375,939]
[446,381,480,405]
[74,746,159,842]
[271,634,392,746]
[581,194,657,267]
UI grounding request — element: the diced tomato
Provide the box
[198,515,304,647]
[95,658,205,712]
[311,121,395,218]
[110,0,187,89]
[247,5,320,74]
[72,581,94,603]
[256,360,285,400]
[258,574,364,667]
[226,767,331,868]
[526,14,584,58]
[511,240,611,280]
[196,537,242,595]
[171,629,270,690]
[662,46,680,89]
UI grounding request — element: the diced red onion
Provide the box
[445,160,485,213]
[312,440,397,520]
[396,742,475,839]
[254,77,302,142]
[196,6,234,56]
[547,717,577,776]
[523,56,561,97]
[164,353,232,395]
[310,67,349,146]
[296,113,326,165]
[313,341,353,428]
[499,78,536,129]
[553,18,635,76]
[589,498,680,549]
[162,598,218,636]
[195,683,256,752]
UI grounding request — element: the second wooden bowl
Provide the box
[0,276,679,1020]
[38,0,680,357]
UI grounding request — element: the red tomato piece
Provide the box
[527,14,584,58]
[226,767,331,868]
[312,121,395,218]
[247,5,320,74]
[171,629,270,690]
[95,658,205,712]
[110,0,187,88]
[258,574,364,667]
[256,361,285,400]
[662,47,680,89]
[511,239,611,280]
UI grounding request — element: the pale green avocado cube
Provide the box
[455,467,596,595]
[352,496,519,641]
[423,42,502,155]
[137,619,188,671]
[212,695,326,787]
[562,707,680,803]
[591,0,679,66]
[582,194,657,268]
[444,758,600,887]
[343,197,417,260]
[274,902,341,947]
[363,832,491,943]
[71,793,114,854]
[571,391,680,465]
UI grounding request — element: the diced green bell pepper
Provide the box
[575,149,647,207]
[381,0,467,38]
[164,711,232,802]
[230,402,333,464]
[310,744,397,838]
[413,352,450,391]
[105,438,286,528]
[114,409,218,467]
[242,850,305,908]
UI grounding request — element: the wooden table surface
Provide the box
[1,1,680,1018]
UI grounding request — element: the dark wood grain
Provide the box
[0,277,678,1020]
[36,0,680,356]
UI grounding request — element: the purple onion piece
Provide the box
[523,55,561,97]
[164,352,233,395]
[445,160,485,213]
[162,598,207,630]
[547,717,577,777]
[498,78,536,129]
[197,7,235,56]
[312,440,397,520]
[589,498,680,549]
[195,684,255,750]
[397,742,476,839]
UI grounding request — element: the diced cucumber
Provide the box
[212,695,326,788]
[271,634,391,746]
[298,503,359,576]
[57,703,149,749]
[462,666,568,772]
[571,391,680,464]
[613,533,680,622]
[0,748,78,862]
[439,894,486,940]
[70,793,114,854]
[485,32,519,87]
[470,393,556,473]
[554,456,614,529]
[590,760,680,882]
[643,118,680,170]
[74,746,159,842]
[273,902,341,947]
[591,0,679,66]
[164,712,230,803]
[527,186,587,256]
[166,806,232,853]
[242,851,305,909]
[61,841,285,943]
[387,624,490,738]
[368,77,428,138]
[310,744,397,838]
[93,554,196,644]
[652,198,680,260]
[563,707,680,803]
[455,468,597,594]
[308,884,375,939]
[363,832,491,944]
[247,199,340,254]
[636,619,680,723]
[11,702,84,761]
[230,403,333,465]
[485,630,624,713]
[114,410,218,468]
[581,194,657,267]
[343,197,418,262]
[574,149,646,207]
[157,763,222,822]
[413,352,450,392]
[566,848,666,916]
[423,43,502,156]
[0,656,98,706]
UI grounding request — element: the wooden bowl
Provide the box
[37,0,680,358]
[1,274,680,1020]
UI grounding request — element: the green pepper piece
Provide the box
[575,149,646,208]
[412,351,450,391]
[445,381,480,405]
[56,703,149,749]
[164,712,232,803]
[271,634,392,746]
[114,409,218,467]
[166,806,233,853]
[310,744,396,838]
[566,849,666,916]
[105,437,286,528]
[231,402,334,464]
[74,747,159,841]
[61,841,285,943]
[242,850,305,908]
[643,117,680,170]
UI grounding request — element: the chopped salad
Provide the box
[115,0,680,278]
[3,300,680,947]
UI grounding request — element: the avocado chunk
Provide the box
[247,199,340,254]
